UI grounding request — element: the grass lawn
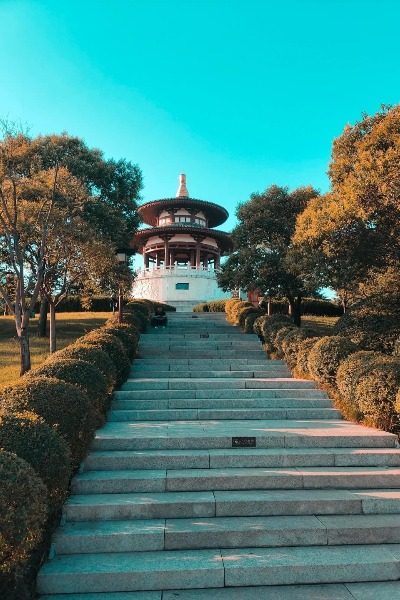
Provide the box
[302,315,339,335]
[0,312,112,388]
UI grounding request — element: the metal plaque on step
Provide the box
[232,437,256,447]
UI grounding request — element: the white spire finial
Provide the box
[176,173,189,197]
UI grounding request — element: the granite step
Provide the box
[82,447,400,471]
[129,370,290,379]
[37,581,400,600]
[92,419,397,451]
[114,388,329,399]
[63,488,400,522]
[133,358,284,365]
[120,378,316,391]
[107,408,342,421]
[112,397,333,409]
[52,514,400,554]
[71,466,400,494]
[36,544,400,594]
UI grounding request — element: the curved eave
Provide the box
[131,225,233,253]
[138,197,229,227]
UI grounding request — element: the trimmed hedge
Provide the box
[355,358,400,430]
[281,329,312,370]
[0,450,47,572]
[48,344,117,391]
[336,351,379,406]
[256,314,293,353]
[295,337,320,377]
[104,321,139,360]
[0,412,71,512]
[33,358,108,425]
[308,335,358,385]
[193,300,228,312]
[0,376,93,466]
[333,293,400,353]
[79,330,131,385]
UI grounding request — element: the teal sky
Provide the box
[1,0,399,234]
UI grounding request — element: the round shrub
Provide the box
[355,358,400,431]
[124,309,147,332]
[256,314,292,352]
[0,450,47,572]
[80,330,131,385]
[34,358,108,422]
[0,412,71,511]
[49,343,117,391]
[308,335,358,385]
[193,302,209,312]
[0,376,93,466]
[333,293,400,353]
[281,329,310,370]
[238,306,263,333]
[274,326,298,358]
[336,351,380,404]
[224,298,243,322]
[295,337,320,377]
[103,322,139,360]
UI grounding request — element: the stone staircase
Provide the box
[37,312,400,599]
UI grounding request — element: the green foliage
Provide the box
[0,450,47,572]
[274,326,298,358]
[281,328,311,370]
[336,351,380,408]
[240,308,263,333]
[333,294,400,353]
[218,185,320,326]
[33,358,108,424]
[79,329,131,385]
[104,320,139,360]
[0,376,92,466]
[193,303,209,312]
[355,358,400,431]
[308,335,358,384]
[49,343,117,391]
[254,314,292,353]
[0,412,71,512]
[295,337,320,377]
[193,299,227,312]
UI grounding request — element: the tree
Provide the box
[294,105,400,306]
[0,125,142,371]
[218,185,320,325]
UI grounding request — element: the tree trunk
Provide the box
[19,328,31,375]
[49,302,56,353]
[267,299,272,316]
[37,297,48,337]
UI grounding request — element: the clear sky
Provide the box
[1,0,399,235]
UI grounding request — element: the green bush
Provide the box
[0,450,47,572]
[79,329,131,385]
[49,343,117,391]
[308,335,358,385]
[254,314,293,353]
[126,300,152,319]
[225,298,248,323]
[152,301,176,312]
[355,358,400,431]
[295,337,320,377]
[193,303,209,312]
[33,358,108,423]
[281,329,311,370]
[0,376,93,466]
[257,297,343,317]
[124,309,148,332]
[274,326,298,358]
[237,306,262,332]
[0,412,71,512]
[336,351,380,405]
[333,293,400,353]
[103,321,139,360]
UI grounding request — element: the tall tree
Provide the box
[294,105,400,305]
[0,125,142,372]
[218,185,320,325]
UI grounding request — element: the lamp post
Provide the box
[116,251,128,324]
